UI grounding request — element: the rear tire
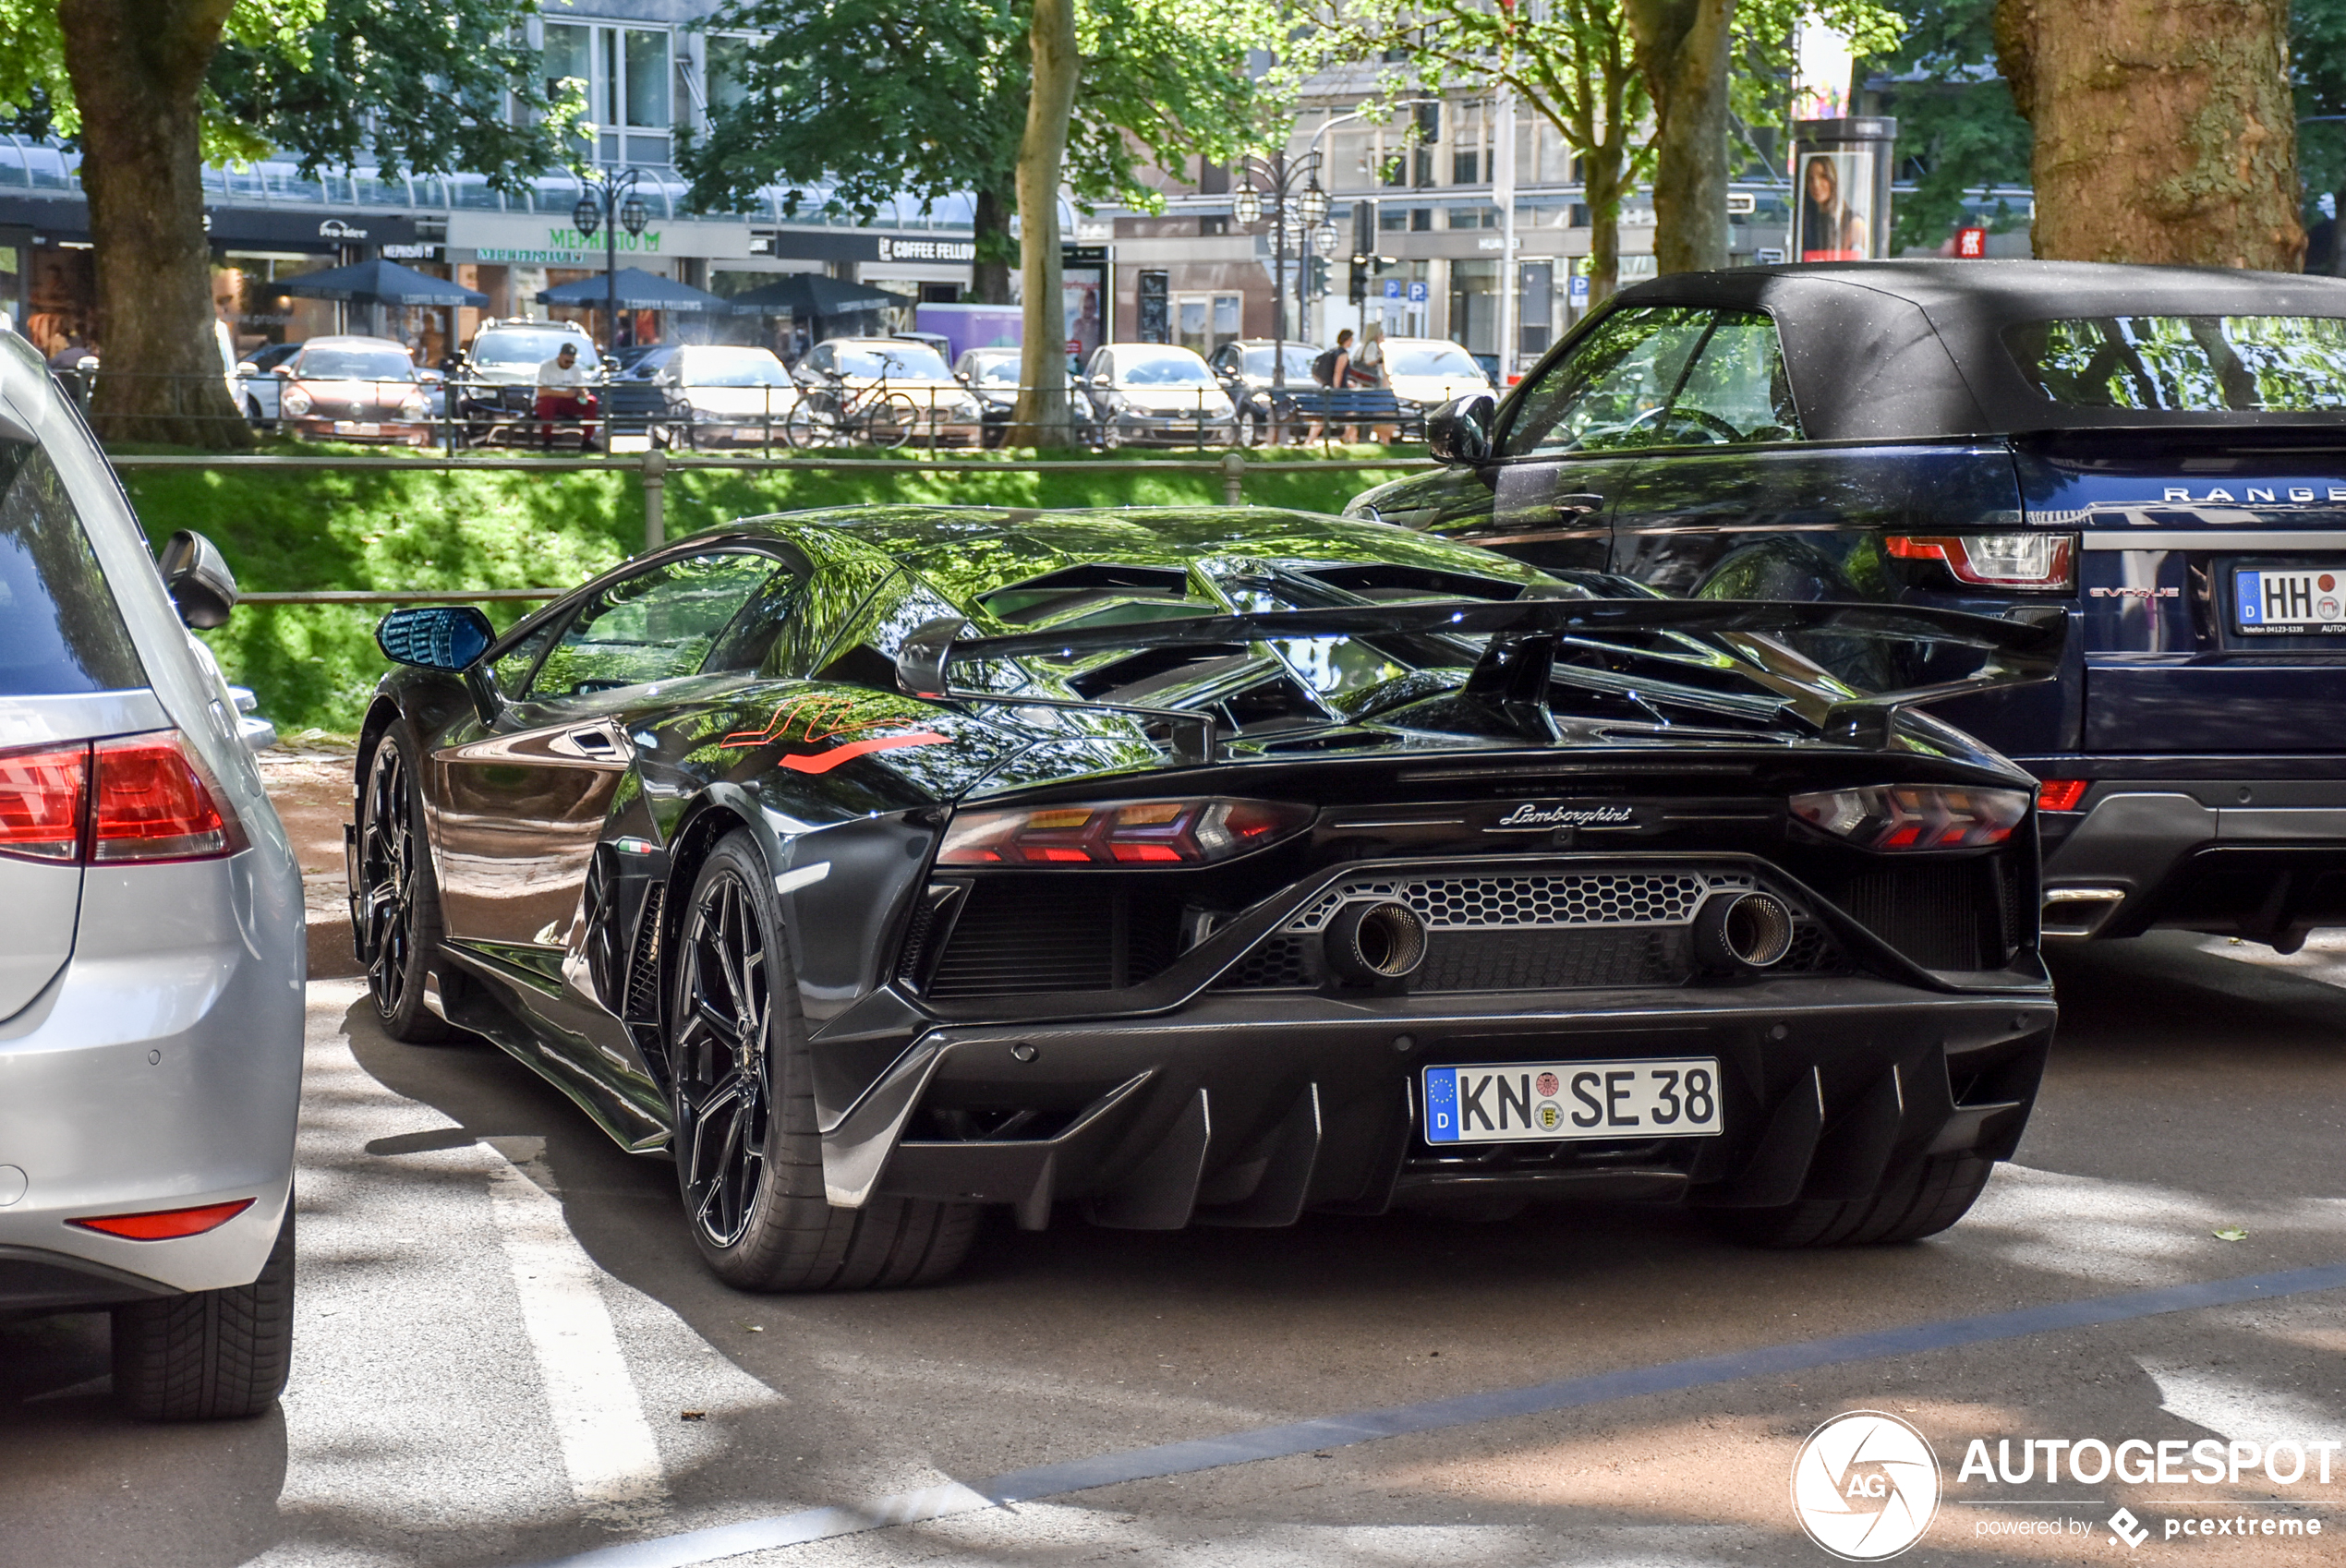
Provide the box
[354,727,455,1043]
[113,1209,294,1421]
[1715,1152,1996,1248]
[670,831,976,1291]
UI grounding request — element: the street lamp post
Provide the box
[1232,152,1330,444]
[572,167,648,450]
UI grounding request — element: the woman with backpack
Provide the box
[1306,329,1352,444]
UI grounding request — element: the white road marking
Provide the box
[485,1148,670,1516]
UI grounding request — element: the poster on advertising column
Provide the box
[1795,150,1876,261]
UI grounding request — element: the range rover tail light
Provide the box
[2036,778,2090,812]
[0,731,245,866]
[1790,783,2029,850]
[1886,533,2076,590]
[938,798,1312,866]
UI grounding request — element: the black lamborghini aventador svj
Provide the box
[349,505,2058,1291]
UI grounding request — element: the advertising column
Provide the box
[1789,117,1898,261]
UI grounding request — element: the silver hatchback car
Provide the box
[0,329,304,1418]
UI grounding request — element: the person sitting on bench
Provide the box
[534,342,599,451]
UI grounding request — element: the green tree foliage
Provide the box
[1854,0,2031,251]
[210,0,579,190]
[1299,0,1649,305]
[2294,0,2346,259]
[680,0,1272,304]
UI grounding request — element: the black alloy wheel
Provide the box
[673,859,773,1250]
[354,731,453,1043]
[667,831,979,1291]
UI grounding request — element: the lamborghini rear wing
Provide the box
[896,597,2066,759]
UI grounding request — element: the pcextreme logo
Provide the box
[1791,1411,1942,1561]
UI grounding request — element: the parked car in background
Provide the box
[1207,339,1321,446]
[1377,336,1496,420]
[953,346,1095,447]
[1349,260,2346,951]
[233,341,303,430]
[799,337,985,446]
[273,335,431,446]
[456,319,605,444]
[350,503,2054,1292]
[0,325,304,1418]
[646,344,801,447]
[1082,343,1237,446]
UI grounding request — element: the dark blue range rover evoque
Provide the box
[1348,260,2346,950]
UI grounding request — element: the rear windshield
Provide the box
[833,344,951,380]
[2007,317,2346,412]
[296,346,415,380]
[0,442,145,696]
[473,330,589,368]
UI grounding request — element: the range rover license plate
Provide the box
[2235,567,2346,634]
[1423,1058,1721,1144]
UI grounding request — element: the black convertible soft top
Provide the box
[1592,259,2346,440]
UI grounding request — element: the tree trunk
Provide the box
[1994,0,2303,268]
[1624,0,1735,275]
[58,0,251,449]
[1006,0,1078,449]
[972,184,1016,305]
[1582,137,1626,306]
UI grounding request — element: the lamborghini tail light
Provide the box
[0,731,243,866]
[938,798,1312,866]
[1790,784,2029,850]
[1885,533,2076,589]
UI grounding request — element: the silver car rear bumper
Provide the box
[0,850,303,1306]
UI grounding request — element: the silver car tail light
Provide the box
[0,730,246,865]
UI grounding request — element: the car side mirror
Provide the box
[1091,372,1112,387]
[376,606,494,672]
[1426,394,1495,465]
[601,355,621,372]
[272,365,295,377]
[158,530,237,630]
[233,361,259,378]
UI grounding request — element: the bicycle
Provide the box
[786,372,919,451]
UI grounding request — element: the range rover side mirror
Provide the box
[376,605,495,671]
[1425,394,1494,465]
[158,529,237,629]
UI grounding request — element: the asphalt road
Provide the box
[7,923,2346,1568]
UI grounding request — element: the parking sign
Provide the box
[1382,279,1402,300]
[1406,280,1428,304]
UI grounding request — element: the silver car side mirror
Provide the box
[158,530,237,630]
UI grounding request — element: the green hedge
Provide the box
[117,448,1417,737]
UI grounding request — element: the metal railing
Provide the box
[66,368,1433,457]
[107,446,1433,559]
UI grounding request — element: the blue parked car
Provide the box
[1348,260,2346,950]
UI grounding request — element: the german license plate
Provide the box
[333,420,382,437]
[2235,567,2346,634]
[1422,1058,1722,1144]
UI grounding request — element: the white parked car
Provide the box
[649,344,802,446]
[1082,344,1239,447]
[1375,337,1495,418]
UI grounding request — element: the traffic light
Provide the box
[1308,256,1330,298]
[1348,258,1369,304]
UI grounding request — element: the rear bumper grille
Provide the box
[1216,866,1841,992]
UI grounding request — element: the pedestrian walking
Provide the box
[1307,329,1352,444]
[1351,321,1395,443]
